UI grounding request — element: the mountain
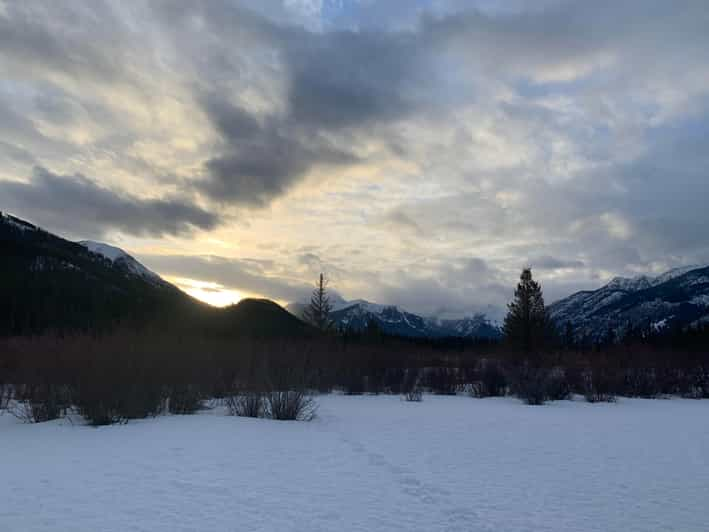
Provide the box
[0,211,310,338]
[78,240,166,286]
[549,265,709,342]
[289,298,501,340]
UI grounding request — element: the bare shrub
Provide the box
[383,368,405,394]
[266,390,317,421]
[622,368,660,398]
[342,371,365,395]
[74,378,164,426]
[168,384,203,414]
[471,359,507,398]
[402,368,423,402]
[404,388,423,402]
[509,363,548,405]
[685,366,709,398]
[365,371,385,395]
[225,392,264,418]
[0,383,13,411]
[11,383,69,423]
[424,367,458,395]
[545,367,572,401]
[583,369,617,403]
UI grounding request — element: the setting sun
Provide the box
[167,277,245,307]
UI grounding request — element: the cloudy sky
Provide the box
[2,0,709,319]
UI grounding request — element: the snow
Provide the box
[691,294,709,307]
[607,275,652,292]
[337,299,389,313]
[651,318,668,331]
[79,240,127,262]
[78,240,163,284]
[2,395,708,532]
[652,265,703,285]
[1,212,36,232]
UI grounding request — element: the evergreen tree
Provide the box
[303,273,333,332]
[503,268,549,354]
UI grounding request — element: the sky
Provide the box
[1,0,709,320]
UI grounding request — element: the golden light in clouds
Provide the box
[166,277,245,307]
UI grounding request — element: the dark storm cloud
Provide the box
[201,97,358,206]
[283,30,420,129]
[0,166,219,239]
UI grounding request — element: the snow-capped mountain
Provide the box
[549,265,709,341]
[288,297,501,339]
[79,240,165,286]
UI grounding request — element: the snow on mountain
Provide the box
[79,240,165,286]
[652,265,702,286]
[550,264,709,342]
[1,212,37,232]
[606,275,653,292]
[288,296,501,339]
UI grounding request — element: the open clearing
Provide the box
[1,395,708,532]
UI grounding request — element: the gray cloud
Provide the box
[1,0,709,315]
[532,256,586,270]
[201,97,358,206]
[1,166,219,239]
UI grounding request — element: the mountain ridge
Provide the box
[549,264,709,341]
[287,298,502,340]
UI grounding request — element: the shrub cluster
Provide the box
[1,328,707,425]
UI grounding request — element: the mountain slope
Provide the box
[549,265,709,341]
[79,240,166,286]
[0,212,309,338]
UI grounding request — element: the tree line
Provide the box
[1,267,708,426]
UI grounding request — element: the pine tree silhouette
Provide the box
[503,268,549,355]
[303,273,333,332]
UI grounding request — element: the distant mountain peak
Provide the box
[289,296,501,340]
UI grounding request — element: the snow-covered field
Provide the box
[1,395,708,532]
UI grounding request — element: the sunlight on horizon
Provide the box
[166,276,246,307]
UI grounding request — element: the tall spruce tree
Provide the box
[503,268,549,354]
[303,273,333,332]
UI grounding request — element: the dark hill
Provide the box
[0,211,311,339]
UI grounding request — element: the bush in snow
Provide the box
[73,374,164,426]
[508,363,549,405]
[544,367,572,401]
[622,368,660,398]
[471,359,507,398]
[383,367,406,394]
[167,384,203,415]
[342,371,365,395]
[402,368,423,402]
[11,383,69,423]
[225,392,265,418]
[424,367,458,395]
[582,369,617,403]
[0,383,13,411]
[266,390,317,421]
[685,366,709,398]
